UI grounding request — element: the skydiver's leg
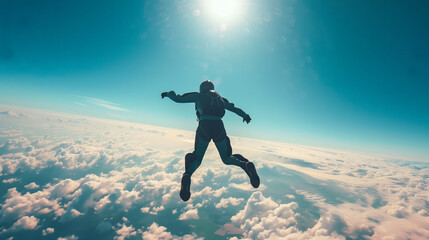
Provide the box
[214,136,260,188]
[214,137,243,167]
[185,133,210,176]
[180,131,210,202]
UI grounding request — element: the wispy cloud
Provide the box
[74,96,130,112]
[73,102,88,107]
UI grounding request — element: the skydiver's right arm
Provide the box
[161,91,198,103]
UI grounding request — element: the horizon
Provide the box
[0,103,425,163]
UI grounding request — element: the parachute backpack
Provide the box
[196,80,226,118]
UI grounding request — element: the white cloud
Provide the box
[58,235,78,240]
[141,222,203,240]
[80,96,130,112]
[230,182,266,191]
[59,209,83,222]
[141,222,173,240]
[0,188,63,220]
[229,173,247,181]
[2,178,19,183]
[231,192,308,239]
[283,213,347,240]
[1,105,429,240]
[387,204,409,218]
[215,197,244,208]
[231,192,279,223]
[150,206,165,215]
[42,227,55,235]
[192,186,227,199]
[0,110,18,118]
[295,190,326,203]
[24,182,39,190]
[141,207,150,213]
[114,223,137,240]
[50,179,80,199]
[179,209,199,220]
[73,102,88,107]
[11,216,39,230]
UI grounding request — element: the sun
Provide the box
[204,0,244,23]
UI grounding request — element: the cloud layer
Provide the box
[0,105,428,239]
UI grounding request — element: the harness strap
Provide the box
[198,115,222,121]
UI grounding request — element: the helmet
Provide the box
[199,80,214,93]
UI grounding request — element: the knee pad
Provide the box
[233,154,249,169]
[232,154,248,162]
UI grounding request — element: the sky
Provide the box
[0,0,428,161]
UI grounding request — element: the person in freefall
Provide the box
[161,80,260,201]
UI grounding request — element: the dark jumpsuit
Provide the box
[166,91,248,175]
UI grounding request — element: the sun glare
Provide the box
[204,0,244,23]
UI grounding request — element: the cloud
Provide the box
[141,222,173,240]
[50,179,80,198]
[0,111,18,118]
[0,188,63,221]
[229,173,247,182]
[59,209,83,222]
[42,227,55,236]
[192,186,227,199]
[179,209,199,220]
[230,182,266,191]
[1,105,428,239]
[141,222,203,240]
[215,197,244,208]
[387,205,409,218]
[231,191,303,239]
[24,182,39,189]
[0,136,33,157]
[114,223,136,240]
[11,216,39,230]
[283,213,348,240]
[295,190,326,203]
[231,192,279,223]
[141,207,150,213]
[58,235,78,240]
[149,206,165,215]
[215,223,242,236]
[80,96,130,112]
[2,178,19,183]
[73,102,88,107]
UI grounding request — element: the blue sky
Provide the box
[1,0,428,161]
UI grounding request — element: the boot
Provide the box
[180,153,195,202]
[234,154,260,188]
[180,172,191,201]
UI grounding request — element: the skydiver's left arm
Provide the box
[161,91,198,103]
[223,98,252,124]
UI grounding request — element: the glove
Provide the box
[243,114,251,124]
[161,92,168,99]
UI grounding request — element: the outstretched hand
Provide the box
[161,92,168,99]
[243,114,251,124]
